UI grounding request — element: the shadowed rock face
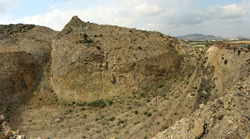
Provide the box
[0,51,43,102]
[0,25,57,103]
[51,16,185,102]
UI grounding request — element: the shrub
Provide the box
[238,50,241,55]
[83,114,87,118]
[83,33,88,38]
[66,28,72,34]
[132,92,136,95]
[83,38,93,43]
[117,119,125,126]
[107,100,113,106]
[68,109,73,113]
[78,102,86,106]
[146,112,152,117]
[80,107,85,111]
[224,59,228,65]
[96,45,101,50]
[157,82,164,88]
[109,117,115,121]
[135,110,139,114]
[88,99,106,108]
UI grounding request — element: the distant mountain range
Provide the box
[177,34,224,41]
[177,34,250,41]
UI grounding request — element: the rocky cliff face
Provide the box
[0,51,43,103]
[206,45,250,97]
[51,16,185,102]
[0,24,57,103]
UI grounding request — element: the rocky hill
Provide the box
[0,16,249,139]
[51,16,185,102]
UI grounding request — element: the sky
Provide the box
[0,0,250,38]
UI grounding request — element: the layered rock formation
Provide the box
[0,16,249,139]
[51,16,185,102]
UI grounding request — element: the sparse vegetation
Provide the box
[88,100,106,108]
[135,110,139,114]
[0,24,35,34]
[2,17,249,139]
[96,45,101,50]
[76,33,94,43]
[66,28,72,34]
[107,99,113,106]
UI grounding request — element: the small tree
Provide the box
[89,51,111,139]
[90,82,111,139]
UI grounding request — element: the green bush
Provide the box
[107,99,113,106]
[88,99,106,108]
[132,91,136,95]
[78,102,86,106]
[83,33,88,38]
[140,92,146,98]
[80,107,86,111]
[96,45,101,50]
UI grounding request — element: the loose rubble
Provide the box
[154,77,250,139]
[1,118,51,139]
[0,115,25,139]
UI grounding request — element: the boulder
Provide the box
[191,119,205,138]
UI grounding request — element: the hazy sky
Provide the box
[0,0,249,38]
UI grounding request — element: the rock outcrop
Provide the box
[51,16,185,102]
[154,77,250,139]
[0,24,57,103]
[205,45,250,97]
